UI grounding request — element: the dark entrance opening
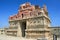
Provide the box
[21,21,26,37]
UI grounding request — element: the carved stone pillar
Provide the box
[17,21,22,37]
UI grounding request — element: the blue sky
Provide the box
[0,0,60,28]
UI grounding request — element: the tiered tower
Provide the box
[8,2,51,40]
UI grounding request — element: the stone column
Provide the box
[17,21,22,37]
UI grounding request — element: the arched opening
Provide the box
[22,14,24,18]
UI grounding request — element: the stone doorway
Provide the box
[21,21,26,37]
[53,34,57,40]
[53,34,60,40]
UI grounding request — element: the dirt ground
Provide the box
[0,35,36,40]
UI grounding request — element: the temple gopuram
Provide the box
[4,2,60,40]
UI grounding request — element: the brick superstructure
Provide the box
[9,3,35,20]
